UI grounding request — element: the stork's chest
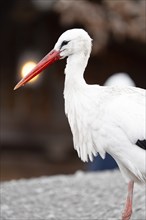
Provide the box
[64,84,106,127]
[64,88,97,123]
[63,87,108,161]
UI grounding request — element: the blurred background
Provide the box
[1,0,146,181]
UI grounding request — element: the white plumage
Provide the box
[14,29,146,220]
[56,30,146,182]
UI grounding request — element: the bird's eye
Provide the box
[60,40,70,49]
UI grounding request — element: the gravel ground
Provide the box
[1,170,146,220]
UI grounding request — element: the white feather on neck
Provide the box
[63,51,104,162]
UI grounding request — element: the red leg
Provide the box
[122,180,134,220]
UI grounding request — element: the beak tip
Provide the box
[13,49,60,91]
[14,83,21,90]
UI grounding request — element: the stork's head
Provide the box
[14,29,92,90]
[54,29,92,59]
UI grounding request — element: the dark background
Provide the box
[1,0,146,181]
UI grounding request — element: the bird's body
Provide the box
[64,65,145,183]
[14,28,146,220]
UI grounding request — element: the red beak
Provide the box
[14,49,61,90]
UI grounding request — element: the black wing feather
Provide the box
[136,139,146,150]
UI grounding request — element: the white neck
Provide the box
[64,51,90,90]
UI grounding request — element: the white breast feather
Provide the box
[64,85,106,162]
[64,85,145,165]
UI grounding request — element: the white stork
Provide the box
[14,29,146,220]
